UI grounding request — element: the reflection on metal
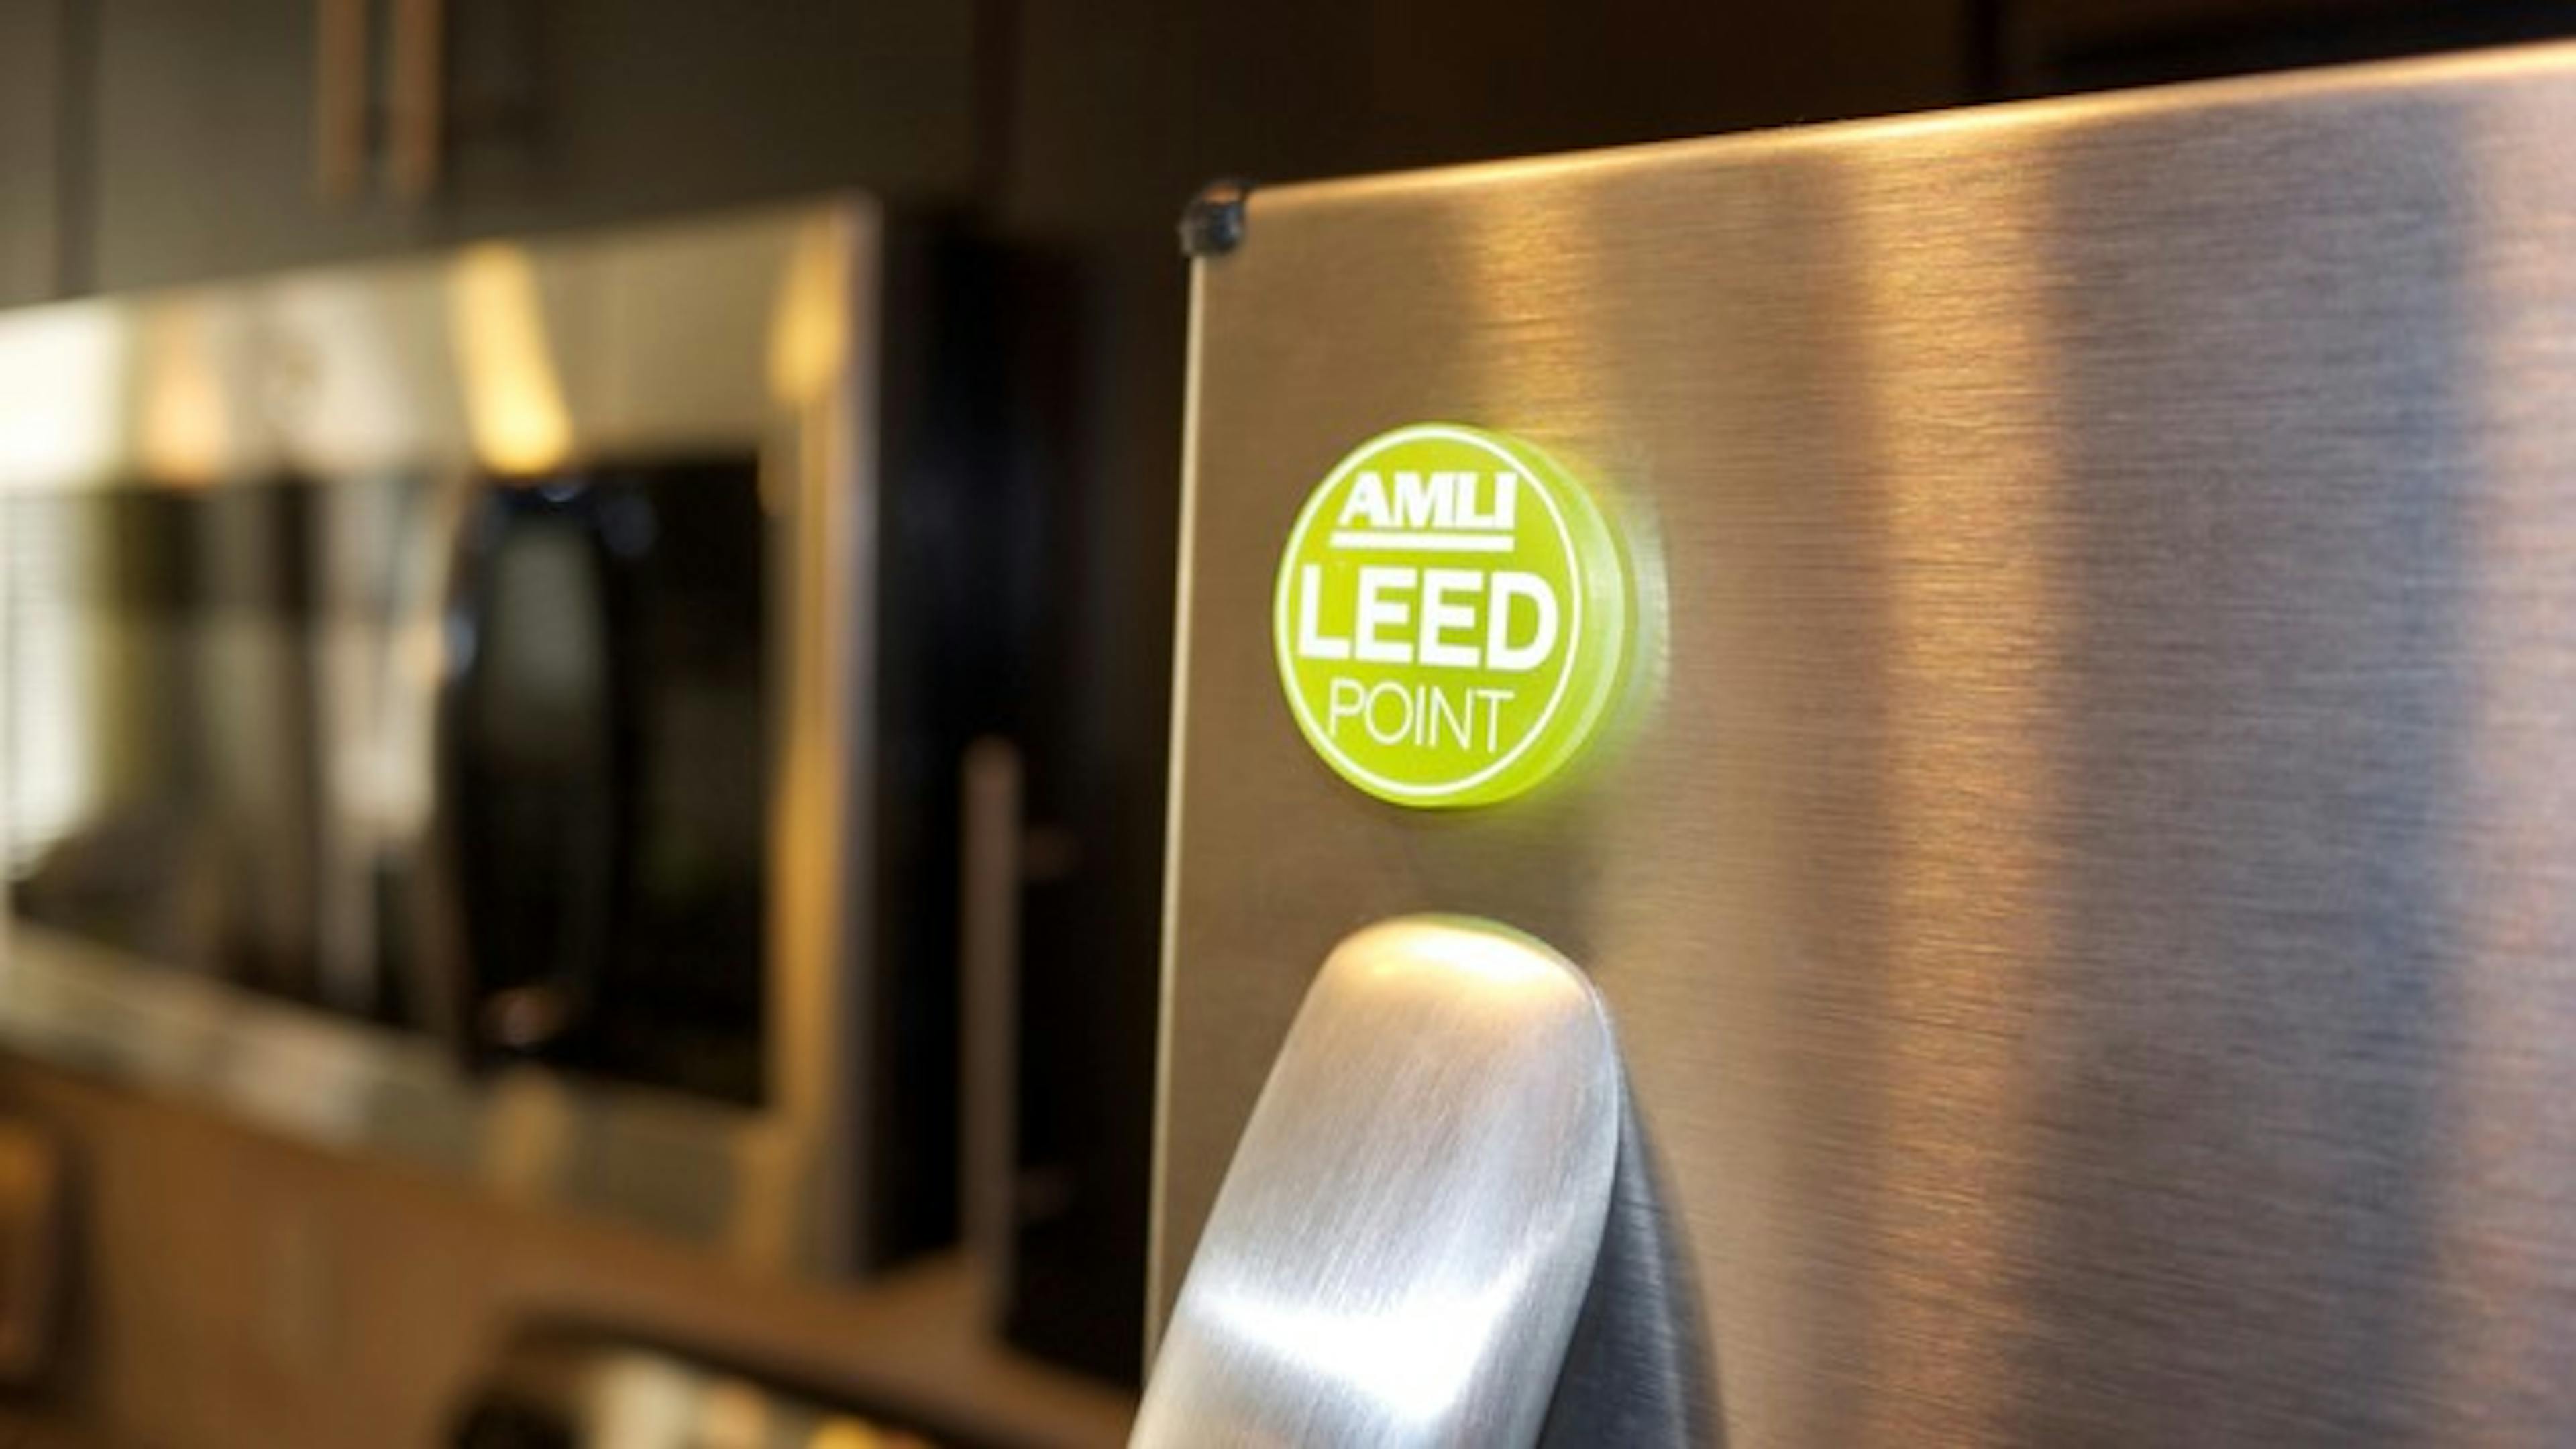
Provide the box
[456,1328,949,1449]
[2422,85,2576,1415]
[0,504,93,879]
[1136,917,1620,1448]
[1837,131,2063,1446]
[1162,40,2576,1445]
[593,1354,701,1449]
[0,202,878,1278]
[769,215,857,411]
[480,1067,579,1204]
[136,307,233,486]
[450,243,574,476]
[268,271,454,477]
[696,1377,775,1449]
[744,199,876,1277]
[0,307,126,488]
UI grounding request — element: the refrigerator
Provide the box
[1141,40,2576,1447]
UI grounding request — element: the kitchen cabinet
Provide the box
[89,0,423,290]
[426,0,981,239]
[0,0,66,305]
[81,0,982,292]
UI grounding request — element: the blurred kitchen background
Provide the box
[0,1,2568,1445]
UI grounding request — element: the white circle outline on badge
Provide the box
[1270,423,1587,802]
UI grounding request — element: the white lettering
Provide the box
[1354,566,1415,664]
[1392,471,1440,529]
[1295,564,1350,660]
[1425,684,1473,747]
[1316,677,1522,757]
[1326,676,1365,735]
[1460,471,1517,531]
[1364,681,1412,743]
[1485,571,1559,672]
[1473,688,1513,750]
[1338,470,1393,528]
[1416,568,1480,668]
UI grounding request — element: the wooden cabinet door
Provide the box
[90,0,423,290]
[0,0,67,305]
[85,0,983,292]
[429,0,981,237]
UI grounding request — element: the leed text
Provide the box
[1293,566,1560,670]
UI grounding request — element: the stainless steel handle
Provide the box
[1134,916,1623,1448]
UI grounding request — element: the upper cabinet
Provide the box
[85,0,983,292]
[90,0,426,290]
[0,2,67,306]
[427,0,981,237]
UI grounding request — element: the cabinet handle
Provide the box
[314,0,368,201]
[389,0,445,200]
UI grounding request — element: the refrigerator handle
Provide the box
[1134,916,1625,1448]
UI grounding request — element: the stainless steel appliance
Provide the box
[1147,42,2576,1444]
[0,200,1023,1276]
[450,1326,963,1448]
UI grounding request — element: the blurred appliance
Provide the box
[1146,42,2576,1445]
[0,200,1029,1275]
[0,1117,63,1387]
[449,1327,962,1449]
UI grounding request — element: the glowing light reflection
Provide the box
[450,244,573,474]
[0,307,126,488]
[138,309,231,486]
[1199,1258,1533,1432]
[767,217,853,409]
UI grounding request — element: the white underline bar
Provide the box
[1328,531,1513,553]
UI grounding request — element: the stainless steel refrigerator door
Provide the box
[1157,42,2576,1445]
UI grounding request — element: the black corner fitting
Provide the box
[1179,178,1254,259]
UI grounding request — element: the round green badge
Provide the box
[1272,423,1630,808]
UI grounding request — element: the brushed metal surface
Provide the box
[1158,42,2576,1444]
[1136,916,1620,1448]
[0,201,878,1275]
